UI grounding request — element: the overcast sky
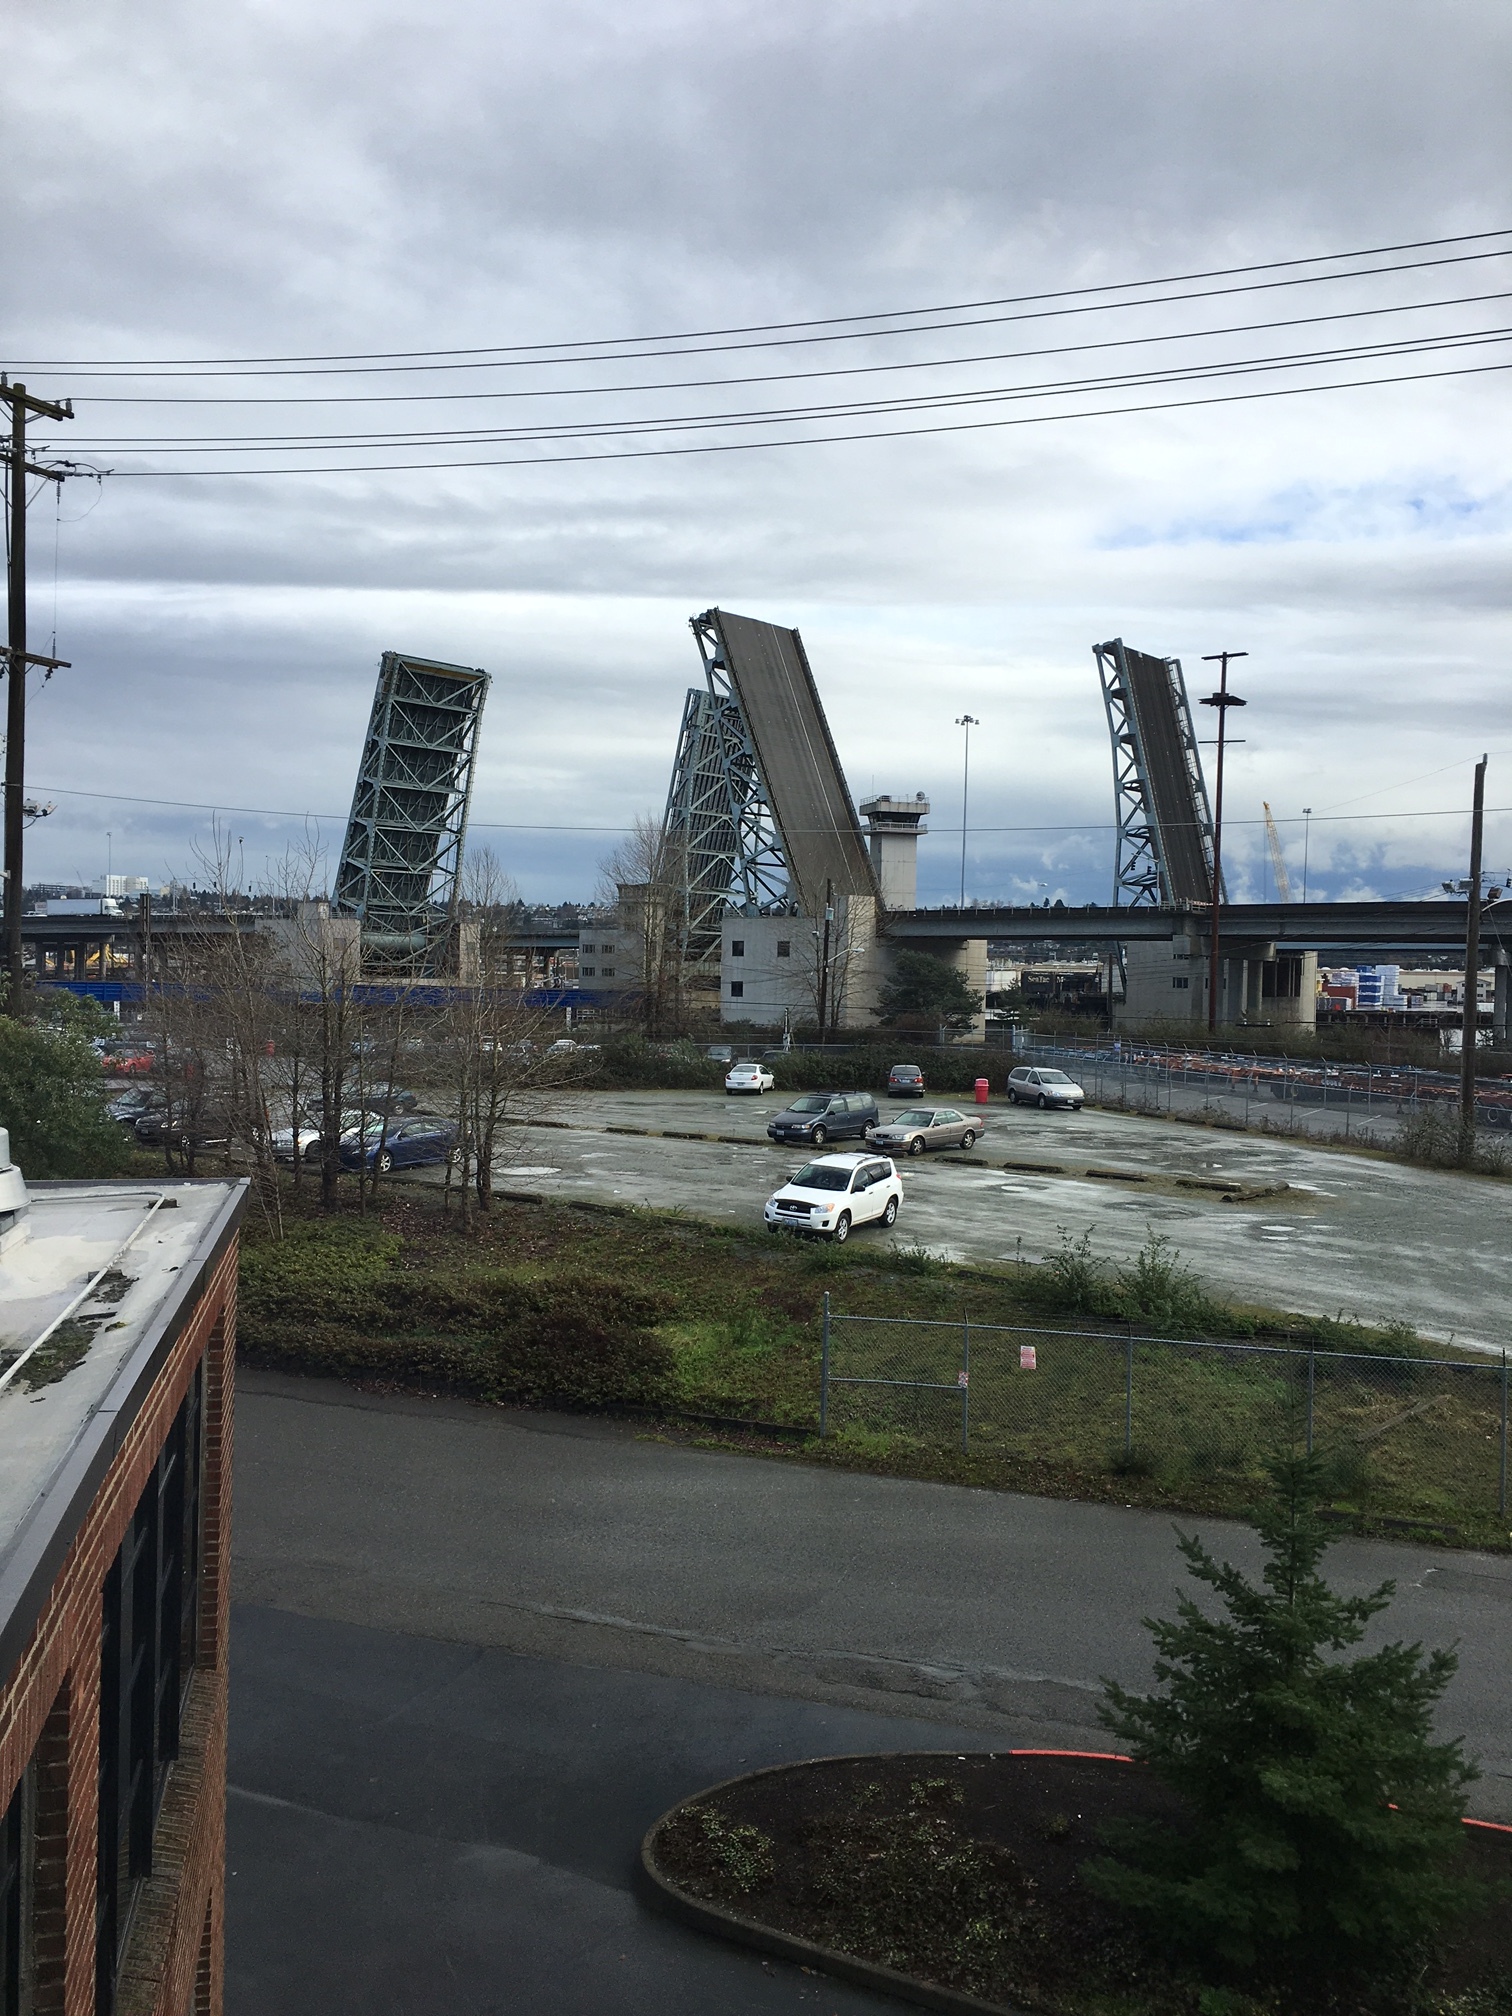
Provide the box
[5,0,1511,908]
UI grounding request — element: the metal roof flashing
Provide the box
[0,1173,247,1676]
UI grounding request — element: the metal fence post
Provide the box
[961,1316,970,1452]
[820,1292,831,1439]
[1500,1350,1508,1519]
[1124,1329,1134,1456]
[1306,1346,1315,1456]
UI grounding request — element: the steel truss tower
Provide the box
[334,651,490,976]
[1095,637,1222,907]
[664,616,793,965]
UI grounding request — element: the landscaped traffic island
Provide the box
[642,1750,1512,2016]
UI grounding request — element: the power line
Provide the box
[29,782,1512,835]
[57,286,1512,410]
[79,354,1512,476]
[13,227,1511,372]
[56,324,1512,453]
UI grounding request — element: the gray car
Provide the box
[1006,1066,1085,1110]
[866,1105,983,1156]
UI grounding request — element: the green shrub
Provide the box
[1114,1230,1226,1336]
[0,1013,129,1178]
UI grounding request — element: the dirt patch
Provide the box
[647,1751,1512,2015]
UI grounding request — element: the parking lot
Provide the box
[402,1087,1509,1352]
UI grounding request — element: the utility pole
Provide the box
[1459,754,1488,1161]
[816,877,834,1044]
[1199,651,1247,1034]
[3,379,75,1013]
[955,715,978,907]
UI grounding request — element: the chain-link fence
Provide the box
[820,1300,1510,1540]
[1017,1038,1512,1142]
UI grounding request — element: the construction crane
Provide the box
[1262,802,1293,904]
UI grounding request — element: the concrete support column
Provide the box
[1494,952,1510,1046]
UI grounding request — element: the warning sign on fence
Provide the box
[957,1370,969,1387]
[1020,1346,1038,1371]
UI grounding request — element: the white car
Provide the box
[726,1061,776,1094]
[1006,1066,1085,1111]
[764,1152,902,1242]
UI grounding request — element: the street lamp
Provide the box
[955,715,979,907]
[1199,652,1247,1033]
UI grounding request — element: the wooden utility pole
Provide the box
[1459,754,1488,1161]
[2,379,74,1012]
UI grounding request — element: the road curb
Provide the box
[640,1750,1039,2016]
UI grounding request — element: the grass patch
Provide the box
[238,1188,1507,1548]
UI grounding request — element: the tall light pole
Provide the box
[1301,807,1312,904]
[955,715,978,907]
[1199,652,1247,1033]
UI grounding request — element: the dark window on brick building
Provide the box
[776,940,791,958]
[0,1759,32,2016]
[95,1364,204,2015]
[730,939,744,958]
[729,981,744,998]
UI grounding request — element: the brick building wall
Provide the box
[0,1224,239,2016]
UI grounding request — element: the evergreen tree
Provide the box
[0,1004,128,1178]
[873,950,983,1031]
[1084,1454,1479,1979]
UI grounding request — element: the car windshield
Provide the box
[787,1096,831,1114]
[891,1066,920,1076]
[790,1165,850,1191]
[891,1109,934,1126]
[1039,1071,1073,1084]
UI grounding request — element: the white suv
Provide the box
[764,1153,902,1242]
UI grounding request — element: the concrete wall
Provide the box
[721,898,885,1030]
[1116,938,1316,1032]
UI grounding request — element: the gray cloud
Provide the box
[4,0,1510,905]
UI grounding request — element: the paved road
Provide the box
[235,1372,1512,1818]
[229,1604,939,2014]
[403,1089,1511,1352]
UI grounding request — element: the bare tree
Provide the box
[438,847,587,1221]
[598,813,687,1039]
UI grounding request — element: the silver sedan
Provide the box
[867,1105,984,1156]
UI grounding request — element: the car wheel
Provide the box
[832,1212,851,1243]
[446,1145,463,1165]
[1037,1094,1048,1110]
[375,1148,394,1174]
[960,1129,976,1150]
[1008,1090,1019,1105]
[810,1125,828,1146]
[907,1135,925,1156]
[881,1196,899,1227]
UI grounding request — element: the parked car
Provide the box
[104,1047,157,1077]
[338,1115,461,1174]
[867,1106,983,1156]
[765,1092,880,1148]
[726,1061,776,1095]
[706,1044,734,1064]
[133,1107,228,1151]
[887,1063,925,1097]
[107,1086,165,1126]
[764,1153,902,1242]
[1006,1066,1085,1111]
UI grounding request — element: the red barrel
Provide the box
[974,1077,989,1105]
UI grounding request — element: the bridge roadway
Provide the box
[887,898,1497,953]
[23,897,1498,961]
